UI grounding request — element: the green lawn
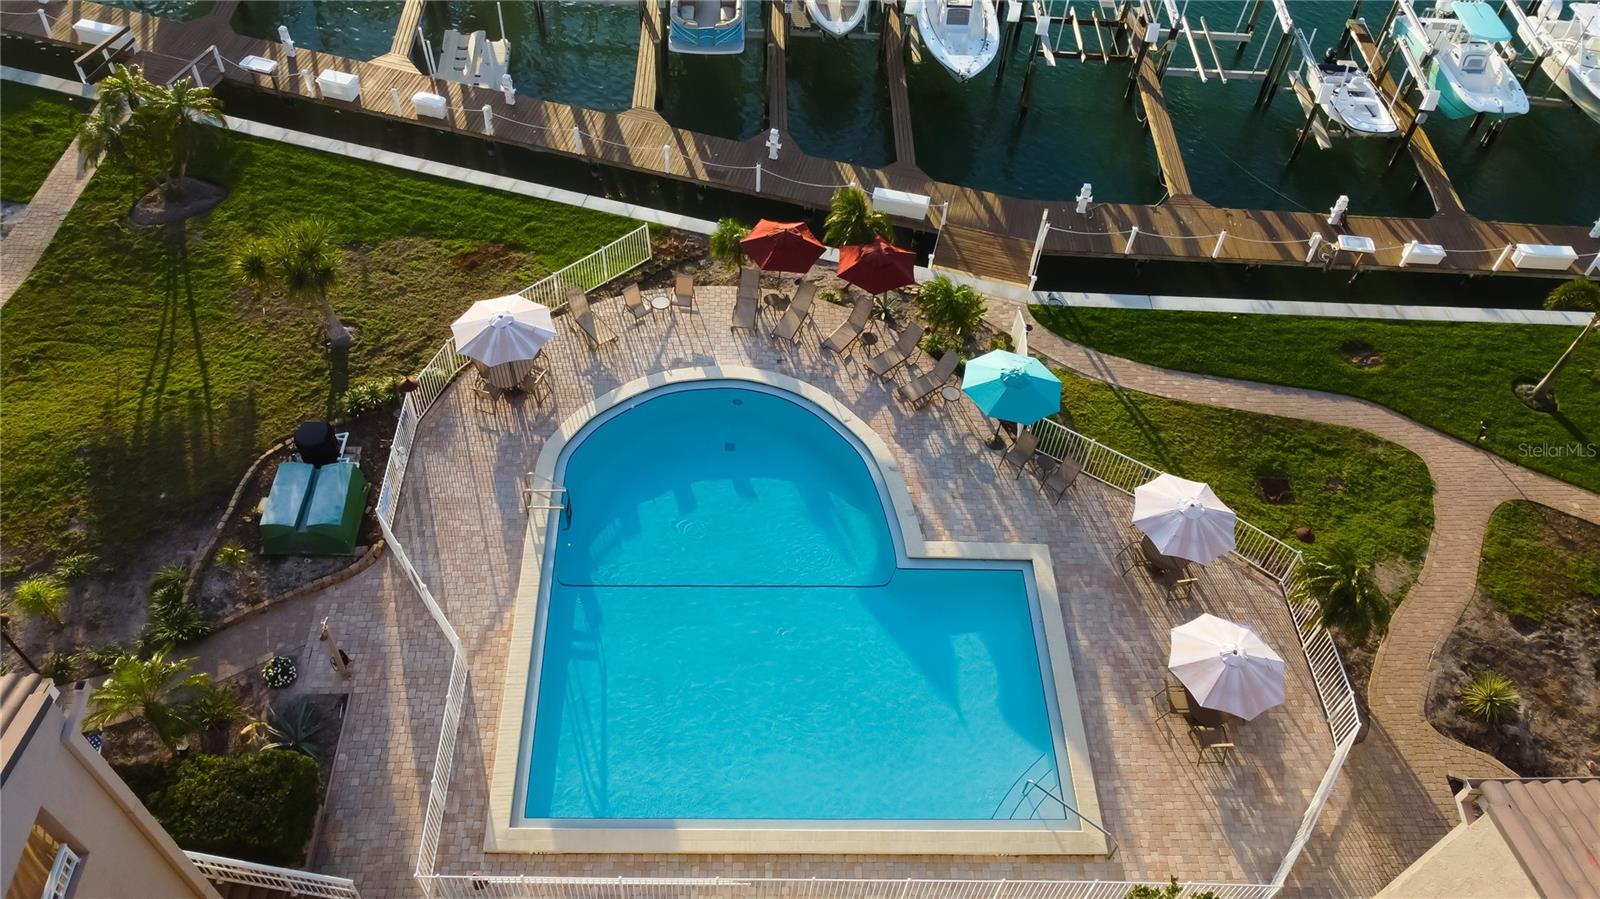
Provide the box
[1056,369,1435,568]
[1,134,640,566]
[0,82,93,203]
[1478,501,1600,623]
[1032,306,1600,494]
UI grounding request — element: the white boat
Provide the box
[804,0,869,37]
[668,0,745,55]
[1511,0,1600,122]
[1394,0,1530,119]
[907,0,1001,81]
[1295,31,1398,137]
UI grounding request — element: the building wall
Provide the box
[1,690,219,899]
[1375,813,1539,899]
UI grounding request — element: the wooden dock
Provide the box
[370,0,425,72]
[883,4,916,168]
[767,0,788,134]
[1132,39,1193,198]
[633,0,664,110]
[5,0,1595,285]
[1348,18,1465,217]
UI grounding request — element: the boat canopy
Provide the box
[1572,3,1600,37]
[1452,1,1512,41]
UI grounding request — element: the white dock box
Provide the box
[238,55,278,75]
[412,92,448,119]
[1510,244,1578,272]
[1400,241,1447,267]
[316,70,361,102]
[73,19,133,50]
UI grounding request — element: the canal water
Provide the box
[127,1,1600,223]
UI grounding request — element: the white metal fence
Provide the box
[423,877,1277,899]
[521,224,653,314]
[186,852,362,899]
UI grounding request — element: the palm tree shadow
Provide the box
[325,344,350,419]
[172,227,215,448]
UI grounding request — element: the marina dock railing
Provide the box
[372,229,1352,898]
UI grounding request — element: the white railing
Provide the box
[422,876,1277,899]
[521,224,653,314]
[185,851,361,899]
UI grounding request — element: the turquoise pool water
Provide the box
[524,385,1069,821]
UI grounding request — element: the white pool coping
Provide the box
[485,366,1105,856]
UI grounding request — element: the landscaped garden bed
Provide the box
[1427,501,1600,777]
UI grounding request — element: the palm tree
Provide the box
[824,187,894,246]
[76,66,226,197]
[1526,280,1599,409]
[709,218,749,268]
[1300,542,1390,644]
[237,218,351,348]
[86,650,210,752]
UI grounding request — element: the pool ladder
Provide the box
[522,473,571,526]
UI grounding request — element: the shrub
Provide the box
[11,575,67,621]
[41,652,77,684]
[214,540,249,569]
[709,218,749,268]
[146,751,322,866]
[113,760,178,805]
[262,656,297,689]
[242,700,326,759]
[989,332,1014,352]
[919,331,960,362]
[54,552,99,580]
[917,276,987,341]
[340,375,398,418]
[1461,671,1521,725]
[150,564,189,602]
[1301,542,1390,643]
[1125,879,1219,899]
[824,187,893,246]
[820,288,846,307]
[142,590,210,651]
[1544,278,1600,312]
[185,683,246,754]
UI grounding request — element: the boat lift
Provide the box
[1379,0,1524,145]
[1501,0,1595,112]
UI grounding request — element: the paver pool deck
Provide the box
[188,284,1428,898]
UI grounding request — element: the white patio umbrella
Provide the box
[1132,474,1237,565]
[451,295,556,366]
[1010,309,1030,357]
[1168,613,1286,720]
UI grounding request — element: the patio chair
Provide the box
[1038,454,1083,504]
[895,350,960,408]
[770,281,818,343]
[822,294,873,355]
[996,429,1040,478]
[673,273,697,312]
[731,266,760,333]
[567,287,617,349]
[1189,723,1236,765]
[865,321,925,379]
[622,283,651,323]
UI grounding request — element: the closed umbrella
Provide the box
[451,295,556,366]
[1132,474,1237,565]
[961,349,1062,425]
[837,237,917,296]
[1168,613,1285,720]
[741,219,826,274]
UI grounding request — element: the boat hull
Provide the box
[804,0,868,36]
[1539,46,1600,122]
[913,0,1001,80]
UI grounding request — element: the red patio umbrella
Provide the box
[837,238,917,295]
[740,219,826,274]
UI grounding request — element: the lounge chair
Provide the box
[770,282,818,343]
[996,429,1039,478]
[731,266,760,332]
[1038,454,1082,503]
[567,287,617,349]
[895,350,960,407]
[622,283,651,322]
[864,321,925,379]
[673,273,697,313]
[822,294,873,355]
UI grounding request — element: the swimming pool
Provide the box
[494,371,1101,853]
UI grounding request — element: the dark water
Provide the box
[93,0,214,19]
[129,1,1600,222]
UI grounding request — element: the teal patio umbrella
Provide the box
[961,350,1063,441]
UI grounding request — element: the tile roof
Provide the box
[1476,778,1600,899]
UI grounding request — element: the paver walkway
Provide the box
[0,134,95,306]
[996,304,1600,828]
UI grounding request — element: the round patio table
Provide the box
[764,292,788,313]
[649,293,671,312]
[940,385,962,403]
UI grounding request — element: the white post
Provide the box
[1590,216,1600,239]
[1028,209,1051,288]
[301,69,316,96]
[1305,233,1323,263]
[1587,253,1599,277]
[1123,227,1139,255]
[278,25,296,58]
[756,163,763,192]
[212,45,224,72]
[1492,243,1514,271]
[1076,183,1093,215]
[662,144,670,173]
[37,8,48,31]
[572,126,582,153]
[1327,195,1349,227]
[320,617,351,679]
[389,87,402,115]
[500,75,515,105]
[482,104,493,134]
[1211,230,1228,259]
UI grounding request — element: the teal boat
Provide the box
[1394,0,1530,120]
[668,0,745,54]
